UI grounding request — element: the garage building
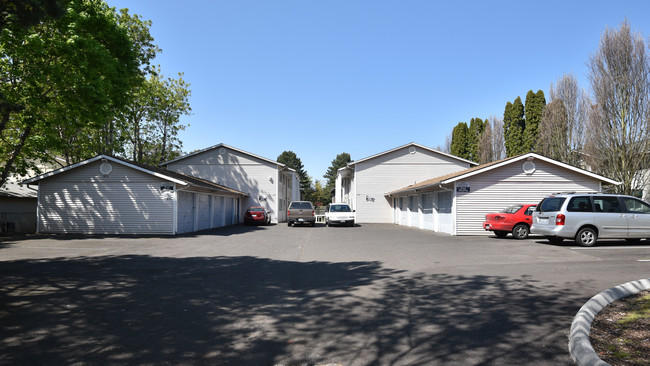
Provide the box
[386,153,620,235]
[23,155,247,235]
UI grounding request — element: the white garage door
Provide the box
[177,191,195,234]
[196,193,211,231]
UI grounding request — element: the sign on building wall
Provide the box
[456,182,470,193]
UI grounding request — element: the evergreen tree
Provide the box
[277,151,311,193]
[323,152,352,191]
[523,90,546,153]
[450,122,469,159]
[503,97,525,156]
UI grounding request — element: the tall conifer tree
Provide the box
[503,97,525,156]
[451,122,470,159]
[523,90,546,153]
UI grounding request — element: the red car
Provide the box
[244,206,271,225]
[483,204,536,239]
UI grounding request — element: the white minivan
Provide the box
[531,193,650,246]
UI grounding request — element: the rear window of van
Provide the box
[538,197,566,212]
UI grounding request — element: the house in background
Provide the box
[161,143,300,223]
[386,153,620,235]
[334,142,477,223]
[0,183,37,234]
[1,158,68,234]
[23,155,248,235]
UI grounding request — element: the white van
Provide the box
[531,193,650,246]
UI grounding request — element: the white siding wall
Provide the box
[167,147,281,222]
[37,161,175,235]
[353,147,470,223]
[455,159,603,235]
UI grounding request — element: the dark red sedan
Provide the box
[483,204,536,239]
[244,206,271,225]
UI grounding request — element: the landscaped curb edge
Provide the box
[568,278,650,366]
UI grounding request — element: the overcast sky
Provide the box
[106,0,650,181]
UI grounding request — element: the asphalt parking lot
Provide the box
[1,223,649,365]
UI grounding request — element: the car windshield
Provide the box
[330,205,351,212]
[246,207,264,213]
[290,202,312,209]
[500,205,523,214]
[537,197,566,212]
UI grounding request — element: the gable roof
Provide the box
[159,143,293,171]
[343,142,478,169]
[22,155,248,197]
[386,153,620,196]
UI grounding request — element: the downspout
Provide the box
[173,183,178,235]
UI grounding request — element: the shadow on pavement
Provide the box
[0,255,580,365]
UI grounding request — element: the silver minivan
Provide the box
[531,193,650,246]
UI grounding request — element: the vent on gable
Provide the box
[100,161,112,175]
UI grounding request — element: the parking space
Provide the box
[1,224,648,365]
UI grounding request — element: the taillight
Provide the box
[311,210,315,216]
[287,210,290,216]
[555,214,565,226]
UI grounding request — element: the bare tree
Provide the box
[538,100,568,161]
[475,115,505,164]
[540,73,590,166]
[586,20,650,195]
[490,115,505,161]
[435,134,452,154]
[477,120,493,164]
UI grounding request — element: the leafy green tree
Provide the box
[450,122,469,159]
[0,0,141,186]
[277,151,312,193]
[523,90,546,152]
[311,180,331,207]
[142,70,191,165]
[54,7,166,165]
[324,152,351,190]
[503,97,525,156]
[0,0,65,29]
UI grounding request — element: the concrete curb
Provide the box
[568,278,650,366]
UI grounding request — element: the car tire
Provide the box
[287,221,292,227]
[326,220,330,227]
[310,222,315,227]
[494,231,508,238]
[575,227,597,247]
[512,224,529,240]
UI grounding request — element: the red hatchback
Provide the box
[483,204,536,239]
[244,206,271,225]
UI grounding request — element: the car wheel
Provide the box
[494,231,508,238]
[326,220,330,227]
[575,227,597,247]
[512,224,529,240]
[287,221,292,227]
